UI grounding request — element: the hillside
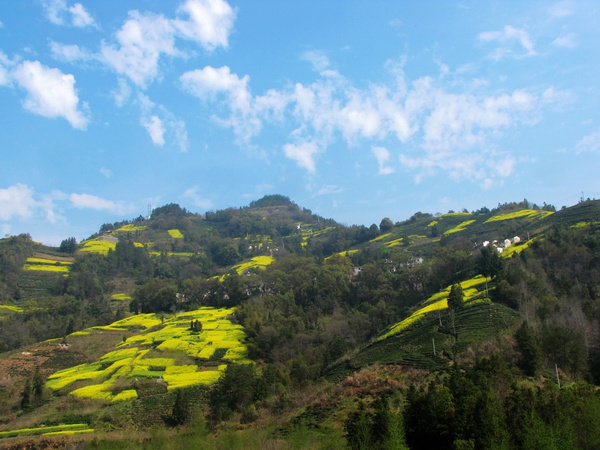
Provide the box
[1,197,600,448]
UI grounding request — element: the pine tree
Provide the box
[32,366,44,402]
[448,283,464,311]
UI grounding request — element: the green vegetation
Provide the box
[1,197,600,448]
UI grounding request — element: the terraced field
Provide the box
[46,307,248,402]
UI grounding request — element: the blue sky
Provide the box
[1,0,599,245]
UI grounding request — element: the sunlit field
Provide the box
[46,307,248,401]
[167,229,184,238]
[79,238,116,255]
[484,209,553,223]
[380,275,490,340]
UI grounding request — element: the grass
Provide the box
[167,229,184,239]
[111,293,131,301]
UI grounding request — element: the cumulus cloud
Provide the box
[182,186,213,209]
[101,11,177,87]
[173,0,237,50]
[12,60,89,129]
[548,2,573,18]
[478,25,536,59]
[284,142,319,172]
[301,50,331,73]
[179,54,561,182]
[0,51,11,86]
[101,0,236,87]
[50,42,93,62]
[318,185,345,195]
[137,93,188,151]
[69,3,96,28]
[371,146,394,175]
[141,115,166,146]
[0,184,37,220]
[100,167,113,178]
[574,128,600,154]
[112,78,131,107]
[43,0,97,28]
[70,193,133,214]
[552,33,577,48]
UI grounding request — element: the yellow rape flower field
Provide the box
[379,275,490,340]
[46,307,249,402]
[484,209,553,223]
[167,229,184,238]
[79,238,116,256]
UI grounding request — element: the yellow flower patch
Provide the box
[443,219,476,235]
[380,275,490,340]
[164,370,222,390]
[0,304,23,313]
[26,257,73,265]
[168,229,184,238]
[111,293,131,301]
[485,209,553,223]
[79,238,116,256]
[111,389,138,402]
[115,224,147,233]
[23,264,70,273]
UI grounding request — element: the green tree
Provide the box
[171,388,190,425]
[59,237,77,254]
[379,217,394,233]
[447,283,464,311]
[515,321,542,376]
[20,378,32,409]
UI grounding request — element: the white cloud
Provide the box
[101,1,236,87]
[112,78,131,107]
[552,33,577,48]
[173,0,236,50]
[40,190,68,224]
[181,55,560,183]
[182,186,213,209]
[69,3,96,28]
[549,2,573,18]
[70,193,133,214]
[101,11,177,87]
[574,128,600,154]
[318,185,345,195]
[137,93,188,151]
[478,25,536,59]
[301,50,331,72]
[100,167,113,178]
[0,51,11,86]
[141,115,166,146]
[0,184,36,220]
[12,60,89,129]
[284,142,319,172]
[371,146,394,175]
[43,0,96,28]
[50,42,93,62]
